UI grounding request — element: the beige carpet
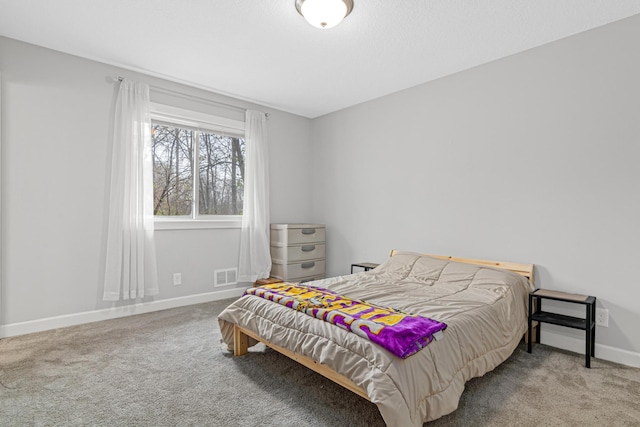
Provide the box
[1,298,639,426]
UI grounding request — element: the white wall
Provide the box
[311,15,640,365]
[0,36,313,330]
[0,71,2,319]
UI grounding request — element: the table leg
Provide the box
[527,294,533,353]
[585,305,592,368]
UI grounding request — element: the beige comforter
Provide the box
[218,252,533,426]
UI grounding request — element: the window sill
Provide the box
[154,219,242,230]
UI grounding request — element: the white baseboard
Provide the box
[541,330,640,368]
[0,288,246,339]
[3,294,639,369]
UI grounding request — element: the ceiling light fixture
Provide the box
[295,0,354,29]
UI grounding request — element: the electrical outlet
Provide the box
[173,273,182,286]
[595,308,608,327]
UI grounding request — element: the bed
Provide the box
[218,250,534,426]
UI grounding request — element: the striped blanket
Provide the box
[245,283,447,358]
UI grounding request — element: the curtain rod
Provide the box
[114,76,269,118]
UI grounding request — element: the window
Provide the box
[150,104,245,228]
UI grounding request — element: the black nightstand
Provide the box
[528,289,596,368]
[351,262,379,274]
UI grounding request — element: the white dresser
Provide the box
[270,223,325,282]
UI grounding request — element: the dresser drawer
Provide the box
[270,259,326,281]
[271,223,325,246]
[296,275,325,284]
[270,243,326,263]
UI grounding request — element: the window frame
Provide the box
[150,103,245,230]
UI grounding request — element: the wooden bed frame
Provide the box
[233,251,535,401]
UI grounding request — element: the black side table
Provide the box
[351,262,379,273]
[528,288,596,368]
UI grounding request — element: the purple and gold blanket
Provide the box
[245,283,447,358]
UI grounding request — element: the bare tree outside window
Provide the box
[152,122,245,217]
[198,132,245,215]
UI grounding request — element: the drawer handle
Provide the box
[301,262,316,269]
[301,245,316,252]
[301,228,316,235]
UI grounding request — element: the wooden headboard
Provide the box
[389,250,535,286]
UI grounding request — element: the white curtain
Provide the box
[238,110,271,282]
[103,79,159,301]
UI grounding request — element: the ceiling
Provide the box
[1,1,639,118]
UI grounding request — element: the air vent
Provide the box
[214,268,238,287]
